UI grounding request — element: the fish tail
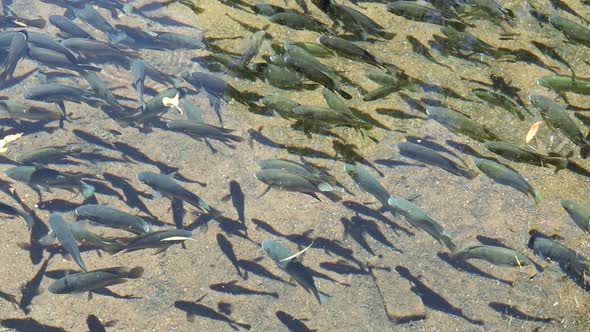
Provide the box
[108,31,127,44]
[533,190,543,204]
[552,158,569,173]
[80,181,96,198]
[442,235,457,253]
[318,291,331,304]
[227,133,244,142]
[581,145,590,159]
[103,243,124,255]
[25,18,46,29]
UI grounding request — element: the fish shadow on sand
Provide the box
[488,302,558,324]
[1,318,65,332]
[342,201,414,237]
[174,299,251,331]
[437,252,513,286]
[395,265,485,325]
[276,311,315,332]
[86,314,118,332]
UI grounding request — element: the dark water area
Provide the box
[0,0,589,331]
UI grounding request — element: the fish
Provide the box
[0,31,27,84]
[260,95,300,118]
[48,266,144,295]
[291,105,371,129]
[528,234,589,279]
[386,1,468,30]
[5,165,95,199]
[117,88,180,126]
[398,141,478,179]
[16,145,82,165]
[106,229,193,254]
[471,88,528,120]
[0,99,63,122]
[23,83,103,113]
[561,199,590,233]
[143,60,183,88]
[0,200,34,228]
[82,71,123,111]
[318,35,382,67]
[290,41,334,58]
[166,120,244,144]
[528,93,590,158]
[284,55,352,100]
[388,195,456,252]
[535,75,590,95]
[261,63,309,90]
[426,106,501,142]
[0,14,45,28]
[131,59,146,110]
[549,13,590,48]
[483,141,568,173]
[75,204,152,235]
[61,38,138,68]
[254,169,340,202]
[144,30,205,50]
[240,30,266,67]
[440,26,512,59]
[261,240,329,304]
[452,245,532,266]
[344,163,392,209]
[27,46,102,72]
[48,213,87,272]
[137,171,217,215]
[48,15,94,39]
[74,4,126,42]
[269,12,332,34]
[183,72,258,109]
[473,157,542,204]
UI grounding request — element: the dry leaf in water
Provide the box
[0,133,23,153]
[162,93,183,114]
[526,121,542,144]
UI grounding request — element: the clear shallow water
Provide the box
[0,0,589,331]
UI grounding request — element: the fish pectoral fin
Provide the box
[151,189,163,199]
[256,185,272,199]
[186,312,196,323]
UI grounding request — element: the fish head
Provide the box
[343,163,359,179]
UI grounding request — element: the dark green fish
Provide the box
[0,31,27,84]
[82,71,123,111]
[292,105,370,129]
[75,204,152,235]
[240,30,266,67]
[549,13,590,48]
[284,55,352,99]
[388,195,456,252]
[528,93,590,158]
[386,1,467,30]
[363,84,401,101]
[48,266,143,295]
[107,229,193,254]
[535,75,590,95]
[262,63,308,90]
[398,141,478,179]
[166,120,244,144]
[137,171,216,214]
[117,88,179,126]
[260,95,300,118]
[483,141,568,173]
[452,245,532,266]
[318,35,382,67]
[561,199,590,233]
[290,41,335,58]
[0,201,34,228]
[261,240,329,304]
[5,165,95,199]
[254,168,340,202]
[16,145,82,165]
[0,99,63,122]
[472,88,528,120]
[474,157,542,204]
[528,235,589,279]
[49,213,87,272]
[426,106,501,142]
[269,12,332,33]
